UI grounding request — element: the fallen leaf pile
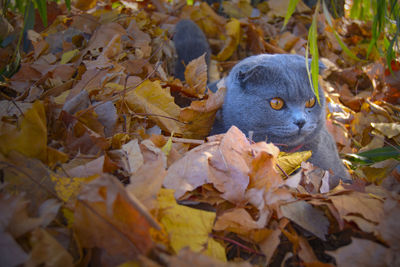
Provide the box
[0,0,399,266]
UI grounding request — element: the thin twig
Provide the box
[11,99,24,117]
[210,234,265,256]
[133,112,189,125]
[276,163,289,179]
[168,136,204,145]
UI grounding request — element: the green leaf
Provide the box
[65,0,71,10]
[333,31,366,61]
[282,0,300,29]
[34,0,48,27]
[357,146,400,162]
[322,0,365,62]
[305,3,320,105]
[346,146,400,165]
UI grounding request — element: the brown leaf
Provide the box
[74,174,156,263]
[259,228,282,265]
[209,126,252,203]
[183,54,208,98]
[26,228,73,267]
[180,84,226,139]
[329,191,384,223]
[280,200,329,241]
[214,208,265,233]
[126,140,167,210]
[163,141,219,199]
[377,197,400,250]
[327,238,389,267]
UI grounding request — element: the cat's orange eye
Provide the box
[305,97,316,108]
[270,97,284,110]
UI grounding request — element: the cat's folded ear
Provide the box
[237,65,272,88]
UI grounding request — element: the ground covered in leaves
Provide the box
[0,0,399,266]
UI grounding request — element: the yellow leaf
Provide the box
[125,80,225,139]
[222,0,253,18]
[125,80,182,134]
[51,174,98,203]
[161,133,173,157]
[217,19,241,61]
[46,147,69,168]
[75,0,97,11]
[105,82,125,91]
[157,189,226,262]
[0,101,47,162]
[60,49,80,64]
[62,207,74,228]
[277,151,312,176]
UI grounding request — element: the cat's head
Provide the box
[223,54,326,149]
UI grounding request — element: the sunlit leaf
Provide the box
[0,101,47,162]
[157,189,226,262]
[283,0,300,28]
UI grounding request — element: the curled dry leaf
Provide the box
[183,54,208,98]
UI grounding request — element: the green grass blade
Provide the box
[357,146,400,162]
[34,0,47,27]
[333,31,366,61]
[306,3,320,105]
[283,0,300,29]
[65,0,71,11]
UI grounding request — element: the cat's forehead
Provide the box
[231,55,316,99]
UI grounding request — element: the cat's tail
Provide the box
[173,19,211,81]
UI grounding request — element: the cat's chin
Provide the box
[261,131,311,148]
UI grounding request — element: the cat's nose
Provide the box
[294,119,306,129]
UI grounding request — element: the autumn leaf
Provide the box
[217,18,241,61]
[0,101,47,162]
[183,54,208,98]
[277,151,312,176]
[329,191,384,223]
[280,200,329,241]
[156,189,226,262]
[27,228,73,267]
[73,174,157,264]
[327,238,391,266]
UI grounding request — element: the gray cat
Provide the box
[173,19,351,187]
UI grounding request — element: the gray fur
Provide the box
[173,19,211,81]
[173,20,351,188]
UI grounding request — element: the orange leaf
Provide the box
[74,175,157,263]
